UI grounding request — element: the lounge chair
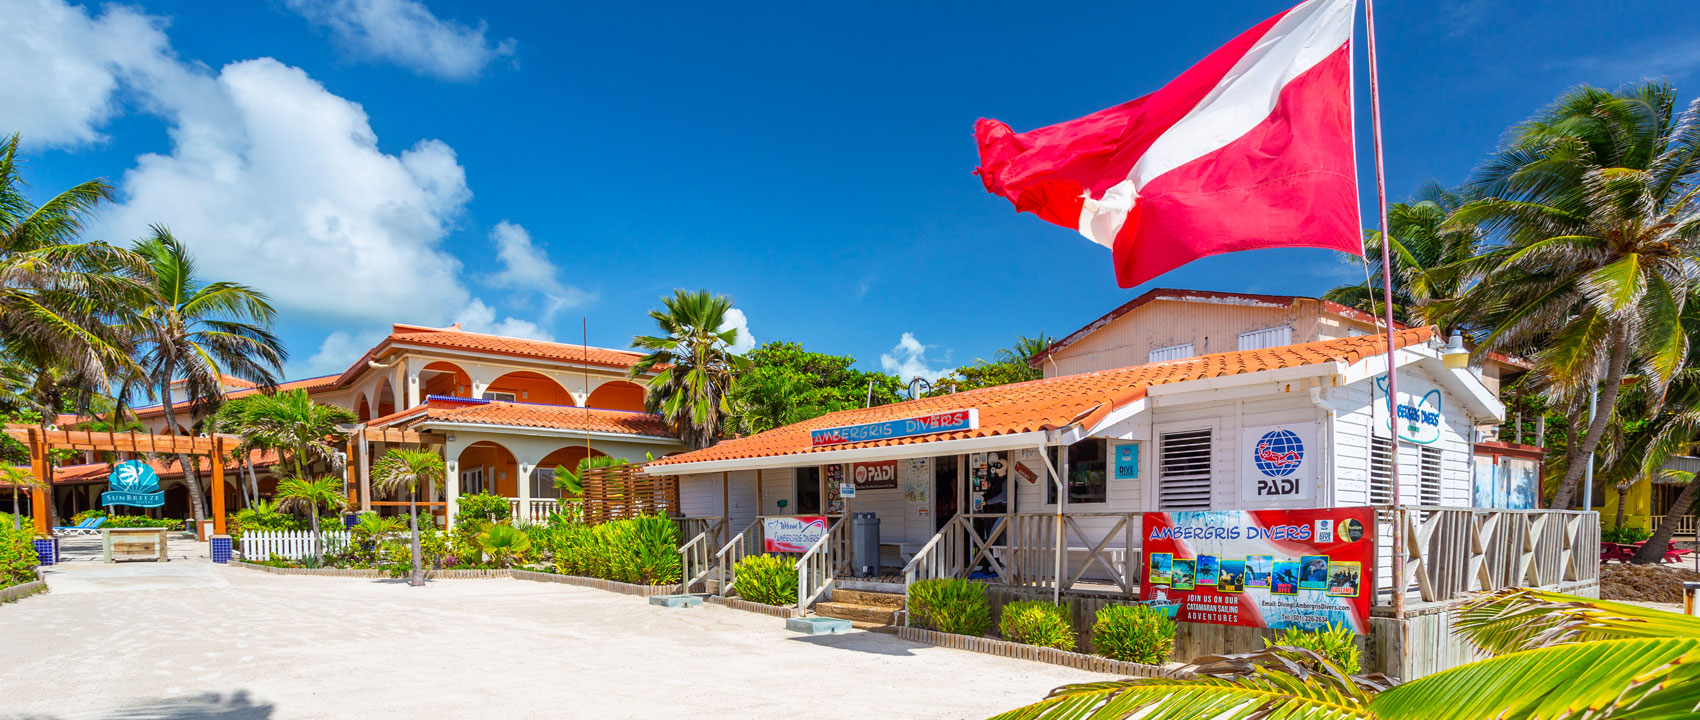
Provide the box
[53,517,106,536]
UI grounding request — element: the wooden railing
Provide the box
[1651,514,1698,537]
[796,516,850,609]
[678,517,727,593]
[677,516,727,550]
[713,519,764,596]
[902,512,1142,597]
[1376,506,1600,608]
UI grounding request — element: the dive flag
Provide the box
[975,0,1363,288]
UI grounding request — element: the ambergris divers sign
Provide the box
[102,459,165,508]
[1373,376,1443,444]
[810,409,978,448]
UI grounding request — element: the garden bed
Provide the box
[706,594,801,618]
[1,572,47,605]
[231,561,512,580]
[895,626,1188,678]
[1601,562,1700,603]
[509,569,681,597]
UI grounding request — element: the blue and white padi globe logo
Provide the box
[102,459,164,508]
[1253,429,1305,477]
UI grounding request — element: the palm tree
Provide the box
[207,394,272,508]
[1324,183,1485,326]
[991,589,1700,719]
[272,476,347,557]
[1,465,42,531]
[1444,82,1700,510]
[371,447,446,587]
[630,289,748,449]
[993,332,1055,382]
[0,355,106,531]
[130,226,285,530]
[239,389,354,479]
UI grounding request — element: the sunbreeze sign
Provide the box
[101,460,165,508]
[763,516,828,553]
[810,409,978,448]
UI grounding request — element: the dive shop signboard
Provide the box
[1240,424,1316,503]
[1140,508,1374,632]
[810,410,977,447]
[851,460,899,490]
[763,516,828,553]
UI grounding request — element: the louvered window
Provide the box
[1159,429,1213,510]
[1369,436,1394,506]
[1420,446,1443,509]
[1238,325,1294,350]
[1150,343,1195,362]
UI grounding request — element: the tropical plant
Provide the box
[237,389,353,479]
[474,523,532,568]
[1602,523,1654,544]
[225,499,299,540]
[630,289,748,448]
[350,511,404,544]
[0,465,41,532]
[455,491,512,524]
[1091,604,1176,665]
[0,522,38,589]
[272,476,347,556]
[907,578,991,636]
[731,553,798,606]
[999,601,1076,651]
[1443,82,1700,511]
[370,447,446,586]
[994,333,1055,378]
[552,455,630,496]
[989,589,1700,720]
[1324,183,1485,326]
[545,515,682,584]
[726,366,850,435]
[206,394,271,507]
[1267,622,1362,675]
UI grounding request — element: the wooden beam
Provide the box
[1,427,238,456]
[360,427,444,445]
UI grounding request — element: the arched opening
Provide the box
[485,371,573,406]
[535,445,608,498]
[355,393,371,422]
[376,378,396,418]
[420,361,472,399]
[456,441,518,497]
[587,381,645,412]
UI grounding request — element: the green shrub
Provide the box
[1268,622,1361,675]
[456,492,512,524]
[0,524,37,589]
[1602,525,1653,544]
[101,515,184,530]
[71,509,107,524]
[999,601,1076,650]
[1092,604,1176,665]
[733,554,798,606]
[908,579,991,636]
[544,515,682,585]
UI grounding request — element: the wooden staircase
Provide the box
[814,588,905,630]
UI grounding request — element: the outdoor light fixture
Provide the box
[1443,329,1470,370]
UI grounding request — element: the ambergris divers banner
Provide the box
[1140,508,1374,632]
[811,409,977,447]
[763,516,828,553]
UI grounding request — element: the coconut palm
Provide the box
[371,447,446,587]
[1324,183,1486,326]
[0,355,107,531]
[1443,82,1700,511]
[1,465,41,532]
[238,389,353,479]
[129,226,285,530]
[272,476,347,557]
[206,394,274,508]
[552,455,631,496]
[630,289,748,449]
[992,332,1055,383]
[991,589,1700,719]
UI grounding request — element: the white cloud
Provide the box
[486,221,594,318]
[454,298,552,340]
[0,0,174,148]
[285,0,516,81]
[881,332,947,383]
[300,329,385,376]
[721,308,755,354]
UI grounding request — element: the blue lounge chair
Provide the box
[53,517,105,536]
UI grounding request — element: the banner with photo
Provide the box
[1139,508,1375,633]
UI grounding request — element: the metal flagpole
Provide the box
[1363,0,1404,616]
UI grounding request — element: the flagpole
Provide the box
[1363,0,1404,616]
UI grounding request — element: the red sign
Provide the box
[1139,508,1374,632]
[851,460,899,490]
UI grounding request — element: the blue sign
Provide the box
[1253,429,1305,477]
[101,460,164,508]
[810,409,978,447]
[1114,444,1140,480]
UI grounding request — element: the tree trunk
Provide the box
[409,488,423,587]
[1616,484,1630,529]
[310,505,321,558]
[157,379,208,529]
[11,488,19,531]
[1634,477,1698,564]
[244,456,261,505]
[1551,333,1631,510]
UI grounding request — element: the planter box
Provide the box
[32,537,58,566]
[509,569,682,597]
[896,626,1189,678]
[1,572,47,605]
[706,595,801,618]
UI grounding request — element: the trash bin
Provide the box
[852,512,880,578]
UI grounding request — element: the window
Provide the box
[794,467,821,514]
[1046,439,1108,505]
[1238,325,1293,350]
[1150,343,1195,363]
[481,391,518,402]
[1369,436,1394,505]
[460,467,487,495]
[1158,429,1212,510]
[1419,446,1443,509]
[532,467,561,499]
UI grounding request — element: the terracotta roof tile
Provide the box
[386,397,674,439]
[383,324,647,370]
[130,375,341,420]
[650,327,1436,468]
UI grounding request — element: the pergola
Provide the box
[5,426,238,539]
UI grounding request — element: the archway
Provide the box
[485,371,573,406]
[456,441,518,497]
[420,361,471,398]
[376,378,396,418]
[586,381,645,412]
[355,393,371,422]
[536,445,608,498]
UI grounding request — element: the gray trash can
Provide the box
[852,512,880,578]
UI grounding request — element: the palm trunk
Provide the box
[158,379,208,529]
[244,456,261,505]
[409,488,423,587]
[1634,477,1698,564]
[1615,484,1630,529]
[310,505,321,558]
[1551,335,1630,510]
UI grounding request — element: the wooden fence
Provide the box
[581,465,680,524]
[240,530,351,560]
[1374,506,1600,608]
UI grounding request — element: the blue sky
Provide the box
[7,0,1699,384]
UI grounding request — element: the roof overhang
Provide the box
[642,430,1052,476]
[416,420,679,445]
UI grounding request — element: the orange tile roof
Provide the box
[129,375,341,420]
[650,327,1437,468]
[385,323,645,369]
[379,397,674,439]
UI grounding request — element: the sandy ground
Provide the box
[2,549,1110,720]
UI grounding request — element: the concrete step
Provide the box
[832,589,905,609]
[815,601,899,625]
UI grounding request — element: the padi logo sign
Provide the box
[1241,425,1315,503]
[101,460,164,508]
[1375,377,1443,445]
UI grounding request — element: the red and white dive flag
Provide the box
[975,0,1363,288]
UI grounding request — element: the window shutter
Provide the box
[1237,326,1293,350]
[1369,436,1394,506]
[1150,343,1195,363]
[1159,429,1212,510]
[1419,446,1443,508]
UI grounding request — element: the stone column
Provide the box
[406,361,421,408]
[443,458,460,529]
[516,462,534,524]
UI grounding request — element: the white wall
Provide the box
[1328,365,1477,509]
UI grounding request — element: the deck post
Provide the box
[211,438,227,537]
[28,428,48,536]
[359,433,372,512]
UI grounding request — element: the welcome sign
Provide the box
[763,516,828,553]
[810,410,977,447]
[101,460,165,508]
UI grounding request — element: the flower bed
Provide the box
[895,626,1187,678]
[510,568,681,597]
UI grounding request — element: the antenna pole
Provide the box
[1365,0,1404,616]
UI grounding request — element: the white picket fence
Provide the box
[240,530,352,561]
